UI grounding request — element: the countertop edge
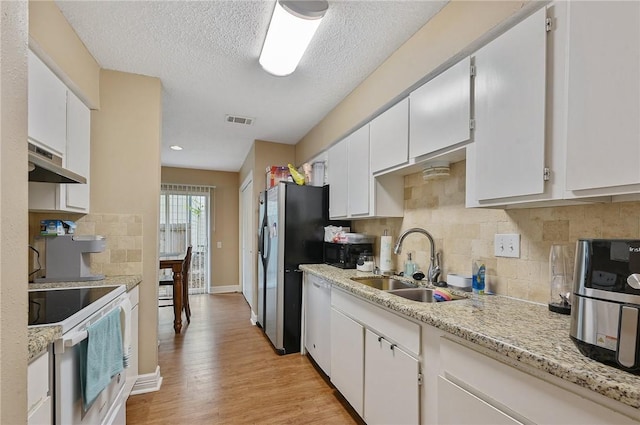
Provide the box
[300,264,640,411]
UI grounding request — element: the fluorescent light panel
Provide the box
[259,1,328,77]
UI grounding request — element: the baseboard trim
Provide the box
[250,310,258,325]
[209,285,241,294]
[130,365,163,396]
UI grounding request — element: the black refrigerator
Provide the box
[257,182,345,354]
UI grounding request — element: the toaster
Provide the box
[570,239,640,374]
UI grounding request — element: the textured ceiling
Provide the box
[56,0,448,172]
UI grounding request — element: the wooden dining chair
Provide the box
[159,246,192,323]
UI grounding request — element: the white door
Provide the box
[240,174,255,313]
[328,140,348,219]
[364,329,420,425]
[347,124,370,216]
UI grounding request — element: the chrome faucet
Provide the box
[393,227,441,284]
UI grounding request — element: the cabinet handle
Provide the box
[377,336,383,343]
[390,343,397,351]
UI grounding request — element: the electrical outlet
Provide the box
[217,241,222,249]
[494,234,520,258]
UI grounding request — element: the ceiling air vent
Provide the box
[225,115,254,126]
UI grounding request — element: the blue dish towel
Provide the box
[79,307,124,411]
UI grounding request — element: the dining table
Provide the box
[159,256,186,333]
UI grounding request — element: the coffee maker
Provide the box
[34,234,106,282]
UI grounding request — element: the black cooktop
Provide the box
[28,286,121,327]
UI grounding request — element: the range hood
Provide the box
[28,143,86,184]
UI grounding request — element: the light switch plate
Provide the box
[494,233,520,258]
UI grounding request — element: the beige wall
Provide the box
[161,167,240,288]
[28,0,100,108]
[295,1,528,164]
[1,2,29,422]
[92,69,162,375]
[354,162,640,304]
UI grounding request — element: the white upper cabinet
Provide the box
[409,57,472,159]
[62,90,91,212]
[28,50,67,156]
[370,98,409,173]
[564,1,640,195]
[328,140,348,219]
[347,125,371,217]
[28,50,91,213]
[472,7,547,202]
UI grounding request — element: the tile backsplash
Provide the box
[29,213,143,279]
[353,161,640,304]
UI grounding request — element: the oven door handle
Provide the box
[54,330,88,355]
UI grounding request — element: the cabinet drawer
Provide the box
[28,351,50,412]
[28,395,52,425]
[440,337,637,424]
[332,287,420,355]
[438,376,521,425]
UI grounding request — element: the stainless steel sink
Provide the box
[387,288,434,302]
[351,276,417,291]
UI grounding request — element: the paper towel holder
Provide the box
[379,229,395,274]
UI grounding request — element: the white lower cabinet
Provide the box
[28,350,52,425]
[364,329,419,425]
[439,337,639,425]
[330,307,364,416]
[330,288,421,422]
[304,274,332,376]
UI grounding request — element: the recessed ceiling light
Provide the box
[170,145,183,151]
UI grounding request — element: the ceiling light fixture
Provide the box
[259,0,329,77]
[170,145,183,151]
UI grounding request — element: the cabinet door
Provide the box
[347,125,370,216]
[565,2,640,191]
[62,90,90,212]
[370,98,409,173]
[28,51,67,156]
[328,141,348,219]
[364,329,419,425]
[473,8,547,201]
[409,57,471,158]
[330,308,364,416]
[304,275,331,376]
[437,376,522,425]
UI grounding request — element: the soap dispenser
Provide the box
[404,253,416,277]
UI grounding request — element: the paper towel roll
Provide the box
[380,235,393,272]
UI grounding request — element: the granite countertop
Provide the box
[28,275,142,361]
[300,264,640,411]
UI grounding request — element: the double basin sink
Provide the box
[350,276,460,303]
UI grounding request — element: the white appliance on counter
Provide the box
[29,285,131,425]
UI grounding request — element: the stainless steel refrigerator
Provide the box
[257,182,336,354]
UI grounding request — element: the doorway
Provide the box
[159,184,212,295]
[240,172,256,321]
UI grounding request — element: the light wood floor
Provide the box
[126,293,362,424]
